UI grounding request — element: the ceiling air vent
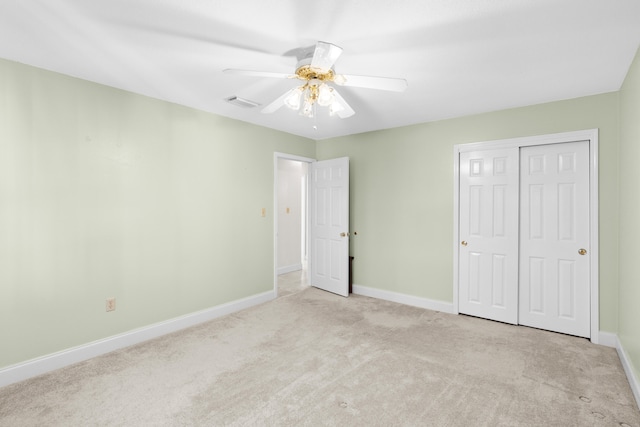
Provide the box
[225,96,260,108]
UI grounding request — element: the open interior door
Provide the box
[310,157,349,297]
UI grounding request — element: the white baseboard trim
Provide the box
[277,264,303,275]
[615,335,640,411]
[597,331,618,348]
[0,290,276,389]
[352,284,455,314]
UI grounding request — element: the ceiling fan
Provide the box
[223,41,407,119]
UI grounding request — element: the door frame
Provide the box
[273,152,316,296]
[453,129,600,343]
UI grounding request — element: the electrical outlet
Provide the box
[106,298,116,312]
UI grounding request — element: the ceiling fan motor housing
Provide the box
[295,64,335,82]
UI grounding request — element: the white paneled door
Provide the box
[519,141,590,337]
[458,140,591,338]
[310,157,350,297]
[458,148,519,324]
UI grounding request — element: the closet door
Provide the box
[519,141,590,338]
[459,148,519,324]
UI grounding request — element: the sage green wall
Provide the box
[317,93,620,332]
[619,47,640,385]
[0,58,315,369]
[0,53,629,373]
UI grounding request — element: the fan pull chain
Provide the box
[313,103,318,131]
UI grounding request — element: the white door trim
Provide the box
[453,129,600,343]
[273,152,316,296]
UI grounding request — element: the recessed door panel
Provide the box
[529,184,544,239]
[558,183,575,241]
[315,188,327,226]
[494,157,507,175]
[330,187,342,227]
[468,252,482,303]
[492,254,506,307]
[314,239,327,277]
[469,185,482,236]
[558,259,575,319]
[528,257,545,314]
[493,186,506,237]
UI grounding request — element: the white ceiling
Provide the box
[1,0,639,140]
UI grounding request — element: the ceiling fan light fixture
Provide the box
[305,82,320,102]
[284,86,304,110]
[317,83,335,107]
[228,41,405,120]
[300,98,315,118]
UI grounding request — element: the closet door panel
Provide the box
[458,148,519,324]
[519,141,590,338]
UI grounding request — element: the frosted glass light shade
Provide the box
[317,84,335,106]
[284,87,304,110]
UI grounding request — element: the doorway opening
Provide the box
[274,153,351,298]
[274,153,314,297]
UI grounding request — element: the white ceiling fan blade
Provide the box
[223,69,295,79]
[335,74,408,92]
[310,41,343,72]
[331,89,355,118]
[261,88,298,114]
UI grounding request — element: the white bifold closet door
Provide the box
[459,141,590,338]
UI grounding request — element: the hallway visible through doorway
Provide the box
[278,269,309,297]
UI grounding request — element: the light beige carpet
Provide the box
[1,287,638,426]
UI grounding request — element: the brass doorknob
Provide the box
[578,248,587,255]
[461,241,468,246]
